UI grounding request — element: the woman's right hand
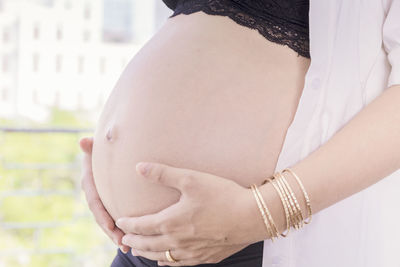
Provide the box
[79,136,130,254]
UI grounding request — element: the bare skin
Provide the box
[91,12,310,223]
[115,83,400,266]
[79,9,400,266]
[81,80,400,264]
[80,137,130,253]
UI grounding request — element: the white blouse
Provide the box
[262,0,400,266]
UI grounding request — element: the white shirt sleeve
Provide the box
[383,0,400,87]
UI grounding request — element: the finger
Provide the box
[79,136,93,154]
[132,247,194,265]
[115,232,130,253]
[79,137,127,249]
[120,245,131,254]
[131,248,166,261]
[81,148,99,205]
[121,233,174,252]
[87,196,130,252]
[80,140,100,215]
[80,138,94,192]
[81,155,94,188]
[136,162,200,192]
[83,182,125,246]
[84,190,118,238]
[116,202,181,235]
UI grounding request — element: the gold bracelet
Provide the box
[277,172,303,229]
[279,172,304,229]
[254,168,312,239]
[264,177,291,237]
[250,184,275,241]
[274,172,301,229]
[253,183,280,239]
[283,168,312,224]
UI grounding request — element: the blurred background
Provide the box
[0,0,172,266]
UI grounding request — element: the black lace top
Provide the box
[162,0,310,58]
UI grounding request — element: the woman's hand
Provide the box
[79,137,130,253]
[116,162,265,266]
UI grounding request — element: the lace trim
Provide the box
[167,0,310,58]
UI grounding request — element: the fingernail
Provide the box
[116,218,126,228]
[121,235,127,245]
[120,246,128,254]
[136,162,150,176]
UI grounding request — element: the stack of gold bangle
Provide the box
[250,167,312,241]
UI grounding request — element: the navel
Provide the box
[105,123,117,143]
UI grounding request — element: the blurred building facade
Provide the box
[0,0,171,122]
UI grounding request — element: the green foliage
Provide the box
[1,195,76,222]
[45,107,93,128]
[0,108,115,267]
[1,133,80,163]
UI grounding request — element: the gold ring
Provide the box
[165,249,178,263]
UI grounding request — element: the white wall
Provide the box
[0,0,171,122]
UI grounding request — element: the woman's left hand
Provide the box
[116,162,265,266]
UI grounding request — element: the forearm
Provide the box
[249,84,400,241]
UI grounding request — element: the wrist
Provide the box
[238,167,313,244]
[236,182,284,244]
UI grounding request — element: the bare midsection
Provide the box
[91,12,310,220]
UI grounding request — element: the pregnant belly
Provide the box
[91,12,310,221]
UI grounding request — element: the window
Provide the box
[84,4,91,20]
[32,90,38,104]
[56,25,63,41]
[78,56,84,74]
[33,53,39,72]
[64,0,71,9]
[1,88,7,101]
[2,55,9,73]
[2,28,9,43]
[42,0,54,7]
[33,24,40,40]
[83,30,90,42]
[56,54,62,72]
